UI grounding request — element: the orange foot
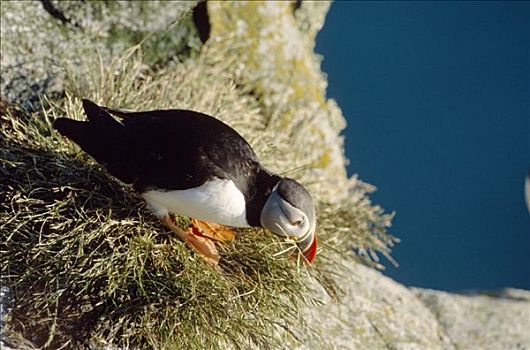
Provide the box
[162,215,220,266]
[190,219,236,243]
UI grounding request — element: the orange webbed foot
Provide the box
[162,215,220,266]
[190,219,236,243]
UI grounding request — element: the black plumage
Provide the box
[54,99,279,225]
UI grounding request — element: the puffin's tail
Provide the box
[54,99,137,183]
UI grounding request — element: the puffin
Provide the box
[54,99,318,265]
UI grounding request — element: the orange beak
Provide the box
[301,232,317,264]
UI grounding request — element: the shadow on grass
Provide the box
[1,126,151,347]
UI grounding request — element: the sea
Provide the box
[316,1,530,291]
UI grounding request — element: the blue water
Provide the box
[316,1,530,291]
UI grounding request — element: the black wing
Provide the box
[54,100,137,183]
[103,103,261,194]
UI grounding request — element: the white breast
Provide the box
[142,178,249,227]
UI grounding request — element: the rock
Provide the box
[205,0,397,266]
[301,262,530,349]
[414,288,530,350]
[207,1,348,203]
[0,0,200,110]
[301,263,454,350]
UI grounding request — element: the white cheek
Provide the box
[280,218,310,239]
[278,214,292,228]
[301,221,310,235]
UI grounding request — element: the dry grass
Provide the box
[1,45,396,349]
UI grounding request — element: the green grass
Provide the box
[0,45,396,349]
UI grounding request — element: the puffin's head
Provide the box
[260,178,317,264]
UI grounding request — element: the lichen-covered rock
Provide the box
[206,1,396,264]
[207,1,347,202]
[0,1,200,110]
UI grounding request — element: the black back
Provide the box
[119,108,262,193]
